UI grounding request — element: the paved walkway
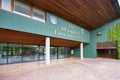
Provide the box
[0,58,120,80]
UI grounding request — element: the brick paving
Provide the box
[0,58,120,80]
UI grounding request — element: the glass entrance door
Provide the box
[50,47,70,59]
[58,47,65,59]
[64,47,70,58]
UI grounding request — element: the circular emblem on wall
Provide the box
[49,16,58,24]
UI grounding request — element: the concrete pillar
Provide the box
[71,49,74,55]
[45,37,50,65]
[80,43,83,60]
[71,49,74,57]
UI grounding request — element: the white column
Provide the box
[71,49,74,55]
[80,43,83,60]
[45,37,50,65]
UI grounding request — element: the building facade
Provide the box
[0,0,119,65]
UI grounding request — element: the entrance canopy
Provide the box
[0,28,82,48]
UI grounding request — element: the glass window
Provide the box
[64,47,70,58]
[28,45,44,61]
[23,45,38,62]
[50,47,57,59]
[14,1,30,17]
[32,8,45,22]
[8,44,22,63]
[0,42,70,64]
[0,43,7,64]
[57,47,70,59]
[58,47,65,59]
[1,0,11,11]
[38,46,45,60]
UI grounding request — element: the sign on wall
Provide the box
[54,24,82,40]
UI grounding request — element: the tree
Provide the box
[108,23,120,59]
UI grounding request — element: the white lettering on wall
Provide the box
[54,24,82,40]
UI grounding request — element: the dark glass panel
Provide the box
[38,46,44,61]
[50,47,57,59]
[0,43,7,64]
[64,47,70,58]
[23,45,36,62]
[8,44,22,63]
[58,47,64,59]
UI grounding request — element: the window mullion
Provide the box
[11,0,14,12]
[0,0,1,8]
[30,5,33,17]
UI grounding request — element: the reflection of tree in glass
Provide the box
[23,46,35,56]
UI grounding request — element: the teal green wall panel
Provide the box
[90,18,120,42]
[84,43,97,58]
[74,48,80,57]
[74,43,97,58]
[0,9,90,43]
[84,18,120,58]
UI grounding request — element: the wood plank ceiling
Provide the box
[0,29,80,47]
[25,0,117,30]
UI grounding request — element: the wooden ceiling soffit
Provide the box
[0,28,81,47]
[20,0,117,30]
